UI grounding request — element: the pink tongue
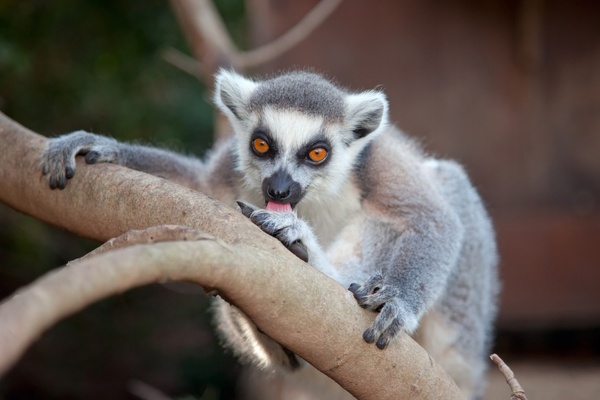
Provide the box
[266,201,292,213]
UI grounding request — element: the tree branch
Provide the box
[490,354,528,400]
[169,0,239,82]
[239,0,343,69]
[0,112,464,399]
[167,0,343,75]
[161,48,204,80]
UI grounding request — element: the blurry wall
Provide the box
[247,0,600,328]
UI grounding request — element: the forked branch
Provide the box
[167,0,344,79]
[239,0,343,68]
[0,112,464,399]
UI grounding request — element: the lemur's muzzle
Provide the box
[262,169,303,209]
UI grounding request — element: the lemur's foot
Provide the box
[349,274,419,350]
[237,201,309,262]
[41,130,121,189]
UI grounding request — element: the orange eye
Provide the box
[308,147,328,163]
[252,138,270,154]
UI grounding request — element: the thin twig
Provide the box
[169,0,238,82]
[490,354,528,400]
[167,0,344,77]
[128,379,173,400]
[161,48,203,79]
[238,0,344,69]
[517,0,544,72]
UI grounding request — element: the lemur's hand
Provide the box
[349,275,419,350]
[41,130,121,189]
[237,201,309,262]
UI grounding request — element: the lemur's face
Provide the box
[235,107,356,210]
[215,70,388,210]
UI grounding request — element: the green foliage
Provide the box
[0,0,225,151]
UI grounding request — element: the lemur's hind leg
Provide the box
[212,298,300,371]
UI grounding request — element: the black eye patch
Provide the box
[296,138,331,167]
[250,128,278,158]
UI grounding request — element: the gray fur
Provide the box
[249,72,346,122]
[40,69,498,400]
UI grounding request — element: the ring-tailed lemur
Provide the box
[41,70,498,399]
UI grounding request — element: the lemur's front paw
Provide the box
[41,130,121,189]
[237,201,309,262]
[349,275,419,350]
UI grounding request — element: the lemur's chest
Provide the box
[296,180,363,247]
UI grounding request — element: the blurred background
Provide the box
[1,0,599,399]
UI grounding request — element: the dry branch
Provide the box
[169,0,238,81]
[0,112,464,399]
[239,0,343,68]
[490,354,528,400]
[168,0,343,75]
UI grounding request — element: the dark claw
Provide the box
[288,240,308,262]
[236,201,257,218]
[250,212,269,226]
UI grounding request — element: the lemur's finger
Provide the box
[375,317,403,349]
[288,240,308,262]
[349,274,384,305]
[65,165,75,179]
[236,200,258,218]
[363,298,410,349]
[49,176,64,190]
[363,304,398,346]
[84,150,102,164]
[348,283,361,294]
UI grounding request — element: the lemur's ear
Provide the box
[345,91,388,139]
[214,69,257,121]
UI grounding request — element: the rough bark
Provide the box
[0,112,464,399]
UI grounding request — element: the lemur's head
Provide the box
[214,70,388,211]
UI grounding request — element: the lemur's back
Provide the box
[311,125,499,396]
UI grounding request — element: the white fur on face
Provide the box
[262,107,326,153]
[235,107,362,208]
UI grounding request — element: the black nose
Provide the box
[267,185,290,202]
[262,170,303,205]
